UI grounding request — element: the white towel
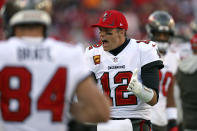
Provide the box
[97,119,133,131]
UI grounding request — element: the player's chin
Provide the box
[103,43,109,51]
[103,45,110,51]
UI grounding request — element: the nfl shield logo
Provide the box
[113,57,118,63]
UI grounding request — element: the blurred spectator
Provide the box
[0,0,5,9]
[82,0,101,9]
[0,0,196,43]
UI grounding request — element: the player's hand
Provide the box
[127,68,142,94]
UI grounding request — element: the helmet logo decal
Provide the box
[102,12,111,22]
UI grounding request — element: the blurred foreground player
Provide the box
[0,0,110,131]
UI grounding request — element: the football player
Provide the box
[85,9,163,131]
[146,11,179,131]
[176,34,197,131]
[0,0,110,131]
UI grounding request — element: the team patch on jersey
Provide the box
[93,55,100,65]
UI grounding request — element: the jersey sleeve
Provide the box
[68,44,91,101]
[139,41,164,69]
[74,44,90,82]
[165,51,180,74]
[84,46,96,72]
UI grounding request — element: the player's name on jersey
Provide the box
[17,47,52,61]
[108,65,125,70]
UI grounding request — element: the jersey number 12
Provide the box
[100,71,137,106]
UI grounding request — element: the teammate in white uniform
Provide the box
[85,10,163,131]
[0,1,110,131]
[146,11,179,131]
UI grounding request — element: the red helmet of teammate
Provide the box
[190,34,197,50]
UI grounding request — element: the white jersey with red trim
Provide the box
[151,48,180,126]
[0,37,89,131]
[85,39,161,120]
[170,42,192,60]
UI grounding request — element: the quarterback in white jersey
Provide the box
[146,11,179,131]
[0,1,110,131]
[86,39,162,120]
[86,9,163,131]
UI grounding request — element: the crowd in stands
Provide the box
[0,0,196,44]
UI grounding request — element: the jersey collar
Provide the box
[109,38,130,56]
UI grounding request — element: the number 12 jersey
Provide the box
[85,39,162,120]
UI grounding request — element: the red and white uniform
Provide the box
[85,39,161,120]
[151,48,180,126]
[170,42,192,60]
[169,42,192,124]
[0,37,89,131]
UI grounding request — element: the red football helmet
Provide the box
[190,34,197,50]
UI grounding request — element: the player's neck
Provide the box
[109,38,130,56]
[14,26,44,37]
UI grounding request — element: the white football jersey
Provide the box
[151,48,180,126]
[85,39,162,120]
[170,42,192,60]
[0,37,89,131]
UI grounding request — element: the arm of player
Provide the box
[127,68,157,106]
[70,76,111,123]
[166,77,178,131]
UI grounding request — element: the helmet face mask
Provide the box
[1,0,52,38]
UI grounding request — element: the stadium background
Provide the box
[0,0,196,45]
[0,0,196,130]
